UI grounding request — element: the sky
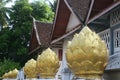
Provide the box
[5,0,54,7]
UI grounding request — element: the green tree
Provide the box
[5,0,33,65]
[0,0,12,29]
[46,0,57,12]
[0,58,20,77]
[31,0,54,22]
[0,0,54,66]
[0,27,11,58]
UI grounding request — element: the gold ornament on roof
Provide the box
[24,59,36,78]
[36,48,60,78]
[66,26,109,79]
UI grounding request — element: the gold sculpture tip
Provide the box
[66,26,109,79]
[36,48,60,78]
[24,58,37,78]
[2,68,18,79]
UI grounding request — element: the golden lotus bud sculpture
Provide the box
[3,70,13,78]
[2,73,8,79]
[2,72,10,79]
[36,48,60,78]
[8,71,13,78]
[66,26,109,79]
[2,68,18,79]
[11,68,18,78]
[24,59,37,78]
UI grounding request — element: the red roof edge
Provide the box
[29,46,40,54]
[33,19,41,45]
[50,0,60,42]
[29,18,40,53]
[51,24,82,44]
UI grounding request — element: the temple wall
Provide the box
[66,13,80,32]
[51,48,62,79]
[61,38,74,80]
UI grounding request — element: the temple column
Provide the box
[61,39,73,80]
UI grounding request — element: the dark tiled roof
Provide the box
[34,21,53,46]
[66,0,91,23]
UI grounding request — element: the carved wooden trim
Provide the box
[110,8,120,26]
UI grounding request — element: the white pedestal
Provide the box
[39,79,55,80]
[62,73,71,80]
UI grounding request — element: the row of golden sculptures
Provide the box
[2,26,109,79]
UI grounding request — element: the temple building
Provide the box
[29,0,120,80]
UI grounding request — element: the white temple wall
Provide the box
[66,13,80,32]
[62,39,68,69]
[61,38,74,80]
[51,48,62,80]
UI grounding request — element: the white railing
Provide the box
[106,53,120,70]
[98,29,110,54]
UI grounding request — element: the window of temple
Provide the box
[98,29,110,54]
[114,29,120,54]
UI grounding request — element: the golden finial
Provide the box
[2,72,8,79]
[11,68,18,78]
[66,26,109,79]
[24,59,37,78]
[2,69,18,79]
[36,48,60,78]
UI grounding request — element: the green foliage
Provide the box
[0,0,54,66]
[0,0,12,28]
[6,0,33,65]
[0,58,21,76]
[31,1,54,22]
[47,0,57,12]
[0,27,11,55]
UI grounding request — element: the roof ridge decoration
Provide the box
[33,19,41,45]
